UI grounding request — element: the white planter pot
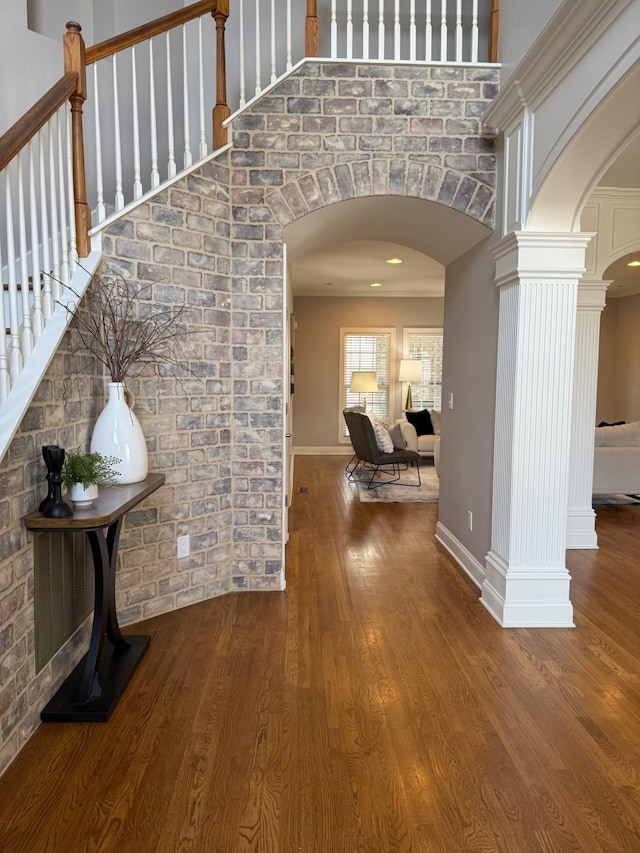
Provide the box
[91,382,148,484]
[69,482,99,507]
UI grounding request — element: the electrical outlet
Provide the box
[467,510,473,531]
[177,534,190,559]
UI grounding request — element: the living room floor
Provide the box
[1,455,639,852]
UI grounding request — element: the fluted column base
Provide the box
[566,508,598,549]
[482,552,575,628]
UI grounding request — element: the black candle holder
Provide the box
[41,445,72,518]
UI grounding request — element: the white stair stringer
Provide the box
[0,249,102,465]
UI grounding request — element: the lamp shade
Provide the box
[350,371,378,393]
[398,360,422,383]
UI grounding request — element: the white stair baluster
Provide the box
[5,170,22,381]
[37,129,52,319]
[270,0,277,83]
[286,0,292,70]
[65,107,77,273]
[471,0,479,63]
[17,156,33,358]
[56,111,70,286]
[347,0,353,59]
[93,65,106,223]
[113,54,125,210]
[28,142,43,338]
[410,0,416,60]
[38,129,54,320]
[363,0,370,60]
[0,230,8,401]
[331,0,337,58]
[183,24,192,168]
[166,32,177,178]
[254,0,262,97]
[378,0,385,60]
[131,45,143,199]
[239,0,246,107]
[47,121,61,301]
[198,19,207,159]
[394,0,400,60]
[426,0,432,61]
[149,39,160,188]
[455,0,462,61]
[440,0,448,61]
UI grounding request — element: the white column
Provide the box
[566,280,610,550]
[482,231,594,628]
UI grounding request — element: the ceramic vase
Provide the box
[90,382,148,484]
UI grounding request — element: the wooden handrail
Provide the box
[489,0,499,63]
[85,0,217,64]
[0,73,77,171]
[306,0,319,57]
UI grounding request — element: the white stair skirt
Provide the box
[482,231,594,628]
[566,279,610,550]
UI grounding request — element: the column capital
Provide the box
[492,231,596,287]
[577,278,611,311]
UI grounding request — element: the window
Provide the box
[340,328,395,439]
[403,328,443,410]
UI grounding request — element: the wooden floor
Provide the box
[2,456,640,852]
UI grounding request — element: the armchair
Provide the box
[343,408,421,490]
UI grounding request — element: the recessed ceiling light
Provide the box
[627,260,640,267]
[386,258,403,265]
[369,282,382,288]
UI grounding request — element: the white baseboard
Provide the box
[435,521,485,590]
[293,446,352,456]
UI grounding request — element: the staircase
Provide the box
[0,0,499,464]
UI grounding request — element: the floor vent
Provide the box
[299,486,309,493]
[34,532,94,673]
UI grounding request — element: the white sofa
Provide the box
[398,410,441,459]
[593,421,640,495]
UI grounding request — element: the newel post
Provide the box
[63,21,91,258]
[305,0,319,57]
[212,0,230,149]
[488,0,499,63]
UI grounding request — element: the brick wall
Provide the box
[0,60,497,776]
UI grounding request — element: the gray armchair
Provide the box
[343,408,421,489]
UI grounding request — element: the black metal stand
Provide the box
[24,475,164,722]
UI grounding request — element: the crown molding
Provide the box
[484,0,635,130]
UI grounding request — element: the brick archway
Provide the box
[264,159,495,231]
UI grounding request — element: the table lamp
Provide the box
[350,371,378,412]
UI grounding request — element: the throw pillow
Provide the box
[388,423,406,450]
[372,420,394,453]
[406,408,434,436]
[429,409,441,435]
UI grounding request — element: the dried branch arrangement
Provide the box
[60,268,188,383]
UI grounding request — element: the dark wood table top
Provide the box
[24,473,165,531]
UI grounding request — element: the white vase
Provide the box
[91,382,148,484]
[69,482,99,507]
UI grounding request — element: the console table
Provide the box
[24,473,165,722]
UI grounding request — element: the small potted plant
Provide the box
[62,450,121,507]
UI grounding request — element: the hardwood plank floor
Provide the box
[2,456,640,851]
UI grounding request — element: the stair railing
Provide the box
[0,25,90,404]
[84,1,228,227]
